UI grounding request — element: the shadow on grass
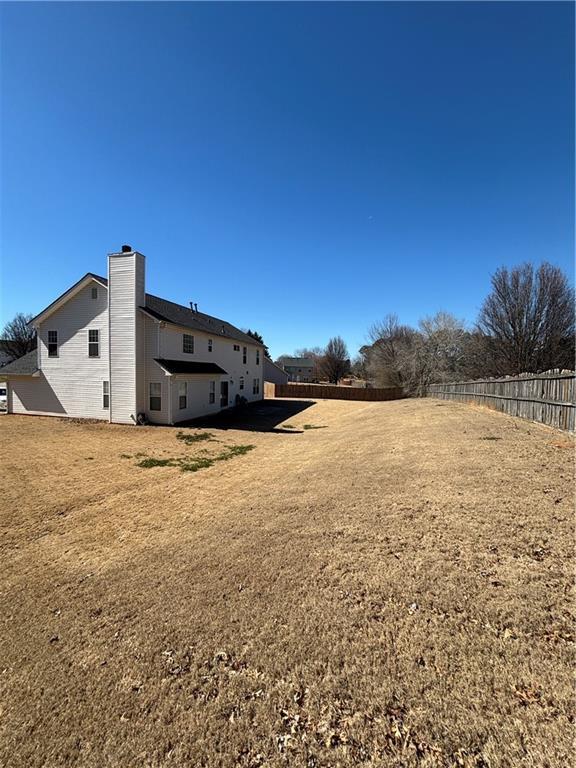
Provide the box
[179,399,316,433]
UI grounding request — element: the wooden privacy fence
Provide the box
[426,371,575,431]
[272,383,404,402]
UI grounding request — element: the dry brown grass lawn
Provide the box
[0,399,573,767]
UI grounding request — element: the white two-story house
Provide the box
[2,246,264,425]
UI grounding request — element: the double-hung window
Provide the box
[253,378,260,395]
[243,346,247,364]
[208,338,213,352]
[256,349,260,365]
[150,383,161,411]
[209,381,215,404]
[91,287,98,300]
[239,376,244,391]
[178,381,187,410]
[233,344,240,352]
[88,329,99,357]
[102,381,110,409]
[183,334,194,354]
[47,330,58,357]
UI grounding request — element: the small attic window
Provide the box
[91,287,98,299]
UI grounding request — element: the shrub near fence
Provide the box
[426,370,575,431]
[273,383,404,402]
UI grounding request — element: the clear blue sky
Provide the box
[1,1,573,359]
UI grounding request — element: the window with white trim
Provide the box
[253,378,260,395]
[183,334,194,354]
[256,349,260,365]
[208,338,213,352]
[243,346,247,364]
[150,383,161,411]
[209,381,215,404]
[233,344,240,352]
[239,376,244,390]
[102,381,109,409]
[48,330,58,357]
[178,381,187,410]
[88,329,99,357]
[91,287,98,299]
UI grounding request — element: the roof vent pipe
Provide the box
[189,301,194,311]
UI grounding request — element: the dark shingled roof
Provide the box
[144,295,257,346]
[0,350,38,376]
[154,359,228,375]
[89,276,256,347]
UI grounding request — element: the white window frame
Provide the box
[233,344,240,352]
[208,338,213,352]
[239,376,244,391]
[183,334,194,354]
[209,380,215,404]
[102,381,110,409]
[178,381,187,410]
[243,346,247,364]
[47,330,58,357]
[88,329,99,358]
[91,287,98,300]
[253,378,260,395]
[256,349,260,365]
[150,382,162,411]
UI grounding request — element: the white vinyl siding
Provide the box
[12,282,110,419]
[108,252,145,424]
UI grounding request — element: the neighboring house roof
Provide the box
[30,273,259,348]
[154,359,228,375]
[279,358,314,368]
[264,358,289,375]
[0,350,38,376]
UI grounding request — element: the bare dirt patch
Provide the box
[0,399,573,767]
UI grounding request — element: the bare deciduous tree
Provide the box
[1,313,36,361]
[321,336,350,384]
[477,263,575,375]
[366,312,466,394]
[367,314,416,388]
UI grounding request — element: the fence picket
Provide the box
[425,371,575,431]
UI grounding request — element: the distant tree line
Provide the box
[359,262,574,395]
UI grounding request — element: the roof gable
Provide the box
[30,273,108,326]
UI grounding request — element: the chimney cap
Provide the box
[121,244,132,253]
